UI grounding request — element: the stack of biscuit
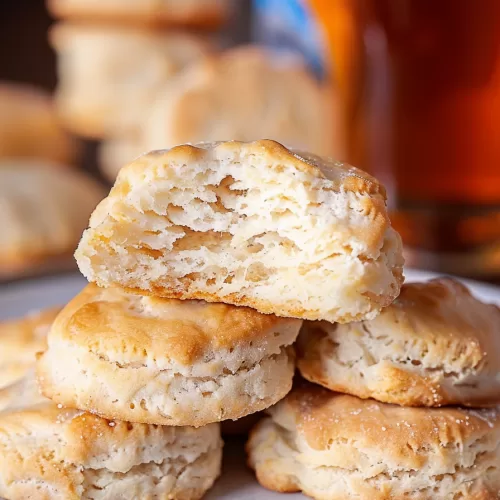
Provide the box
[5,140,495,497]
[0,139,406,498]
[47,0,225,175]
[0,306,223,500]
[248,279,500,498]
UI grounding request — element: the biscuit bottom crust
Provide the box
[38,345,295,427]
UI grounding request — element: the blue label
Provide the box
[253,0,327,79]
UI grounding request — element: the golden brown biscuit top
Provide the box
[276,383,500,455]
[0,308,61,366]
[50,283,300,365]
[131,140,385,198]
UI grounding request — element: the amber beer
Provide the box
[312,0,500,278]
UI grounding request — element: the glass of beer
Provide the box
[313,0,500,279]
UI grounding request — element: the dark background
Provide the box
[0,0,56,89]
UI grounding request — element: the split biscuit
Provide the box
[76,140,404,323]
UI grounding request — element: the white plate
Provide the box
[1,269,499,499]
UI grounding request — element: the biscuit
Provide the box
[76,140,404,323]
[47,0,228,29]
[141,46,342,159]
[0,83,78,164]
[0,376,222,500]
[98,46,343,181]
[247,383,500,499]
[0,161,105,278]
[298,278,500,407]
[51,24,210,138]
[0,307,60,389]
[37,283,301,426]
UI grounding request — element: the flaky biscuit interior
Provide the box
[77,140,404,323]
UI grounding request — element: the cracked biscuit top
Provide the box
[36,283,301,426]
[298,278,500,407]
[247,382,500,499]
[44,283,301,370]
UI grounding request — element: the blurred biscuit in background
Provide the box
[0,307,60,390]
[47,0,229,29]
[145,46,339,156]
[0,83,78,165]
[51,24,211,138]
[0,161,105,280]
[101,46,341,180]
